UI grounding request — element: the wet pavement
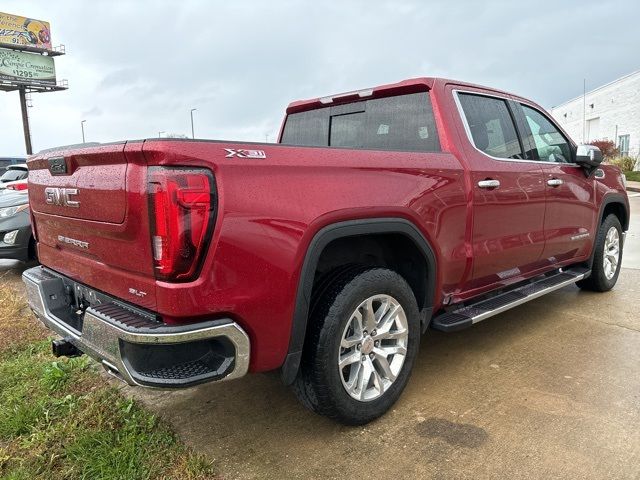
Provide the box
[2,194,639,479]
[124,193,640,480]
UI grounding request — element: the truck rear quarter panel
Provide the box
[143,140,467,372]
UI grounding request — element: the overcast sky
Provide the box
[1,0,639,156]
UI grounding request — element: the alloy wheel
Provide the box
[338,294,408,402]
[603,226,620,280]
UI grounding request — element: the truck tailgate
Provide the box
[29,143,128,223]
[27,142,158,310]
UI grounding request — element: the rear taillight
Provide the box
[7,183,28,191]
[148,167,216,282]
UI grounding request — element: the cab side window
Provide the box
[458,93,524,160]
[521,105,572,163]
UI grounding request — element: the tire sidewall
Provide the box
[592,215,623,290]
[315,268,420,424]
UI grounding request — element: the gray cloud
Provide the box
[1,0,638,155]
[81,106,102,117]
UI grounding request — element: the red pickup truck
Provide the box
[23,77,629,425]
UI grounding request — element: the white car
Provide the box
[0,164,28,191]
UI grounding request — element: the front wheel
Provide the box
[292,267,420,425]
[577,214,623,292]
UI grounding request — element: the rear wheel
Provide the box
[577,214,622,292]
[292,267,420,425]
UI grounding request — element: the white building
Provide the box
[550,70,640,165]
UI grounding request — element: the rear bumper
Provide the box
[22,266,250,388]
[0,243,29,261]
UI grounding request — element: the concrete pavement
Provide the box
[123,194,640,480]
[626,180,640,193]
[122,270,640,480]
[623,191,640,270]
[2,196,638,479]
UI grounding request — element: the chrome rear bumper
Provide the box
[23,266,250,388]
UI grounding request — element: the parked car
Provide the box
[0,164,29,191]
[0,190,36,262]
[0,157,25,175]
[22,77,629,425]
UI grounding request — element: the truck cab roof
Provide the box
[286,77,521,114]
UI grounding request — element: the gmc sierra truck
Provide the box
[23,77,629,425]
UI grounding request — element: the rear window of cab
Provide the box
[281,92,441,153]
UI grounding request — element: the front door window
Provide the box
[521,105,572,163]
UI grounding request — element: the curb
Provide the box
[627,187,640,193]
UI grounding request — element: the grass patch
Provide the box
[0,282,216,479]
[0,287,47,354]
[624,170,640,182]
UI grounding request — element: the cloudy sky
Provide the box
[1,0,639,156]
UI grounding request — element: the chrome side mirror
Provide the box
[575,144,603,168]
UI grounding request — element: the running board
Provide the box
[431,268,589,332]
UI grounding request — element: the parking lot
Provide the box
[2,193,639,480]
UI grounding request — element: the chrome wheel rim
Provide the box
[338,294,408,402]
[603,226,620,280]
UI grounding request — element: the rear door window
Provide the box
[457,93,524,159]
[281,92,441,152]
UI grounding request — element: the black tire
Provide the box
[292,267,420,425]
[577,214,623,292]
[28,237,38,262]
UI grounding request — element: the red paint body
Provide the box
[26,78,629,373]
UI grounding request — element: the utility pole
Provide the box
[19,87,33,155]
[81,120,86,143]
[190,108,197,139]
[582,78,586,144]
[1,12,67,156]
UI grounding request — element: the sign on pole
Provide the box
[0,12,52,51]
[0,47,56,86]
[0,11,64,156]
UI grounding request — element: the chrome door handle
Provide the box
[547,178,563,187]
[478,179,500,189]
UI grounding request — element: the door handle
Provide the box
[478,179,500,189]
[547,178,563,187]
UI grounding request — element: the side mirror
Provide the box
[575,144,603,168]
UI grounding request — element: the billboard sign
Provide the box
[0,12,51,51]
[0,47,56,85]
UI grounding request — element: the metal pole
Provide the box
[19,87,33,155]
[190,108,197,139]
[582,78,586,144]
[81,120,86,143]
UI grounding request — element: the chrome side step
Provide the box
[431,268,589,332]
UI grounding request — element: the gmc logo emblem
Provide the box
[44,187,80,208]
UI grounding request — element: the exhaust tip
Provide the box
[52,338,82,358]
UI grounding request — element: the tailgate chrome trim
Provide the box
[22,266,250,387]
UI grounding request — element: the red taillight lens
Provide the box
[148,167,216,282]
[7,183,28,191]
